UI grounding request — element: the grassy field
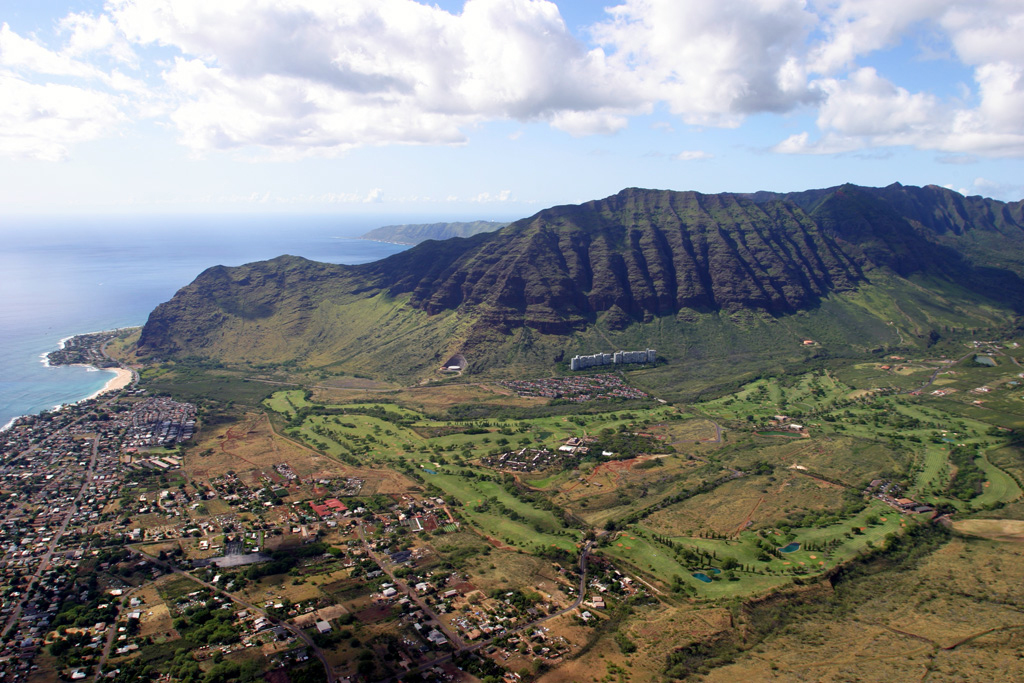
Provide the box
[954,518,1024,541]
[262,389,310,418]
[251,358,1024,612]
[974,451,1023,506]
[159,337,1024,682]
[702,533,1024,682]
[909,444,952,499]
[644,472,849,537]
[423,469,580,552]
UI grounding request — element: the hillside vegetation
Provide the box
[138,184,1024,396]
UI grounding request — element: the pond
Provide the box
[692,572,713,583]
[779,542,801,553]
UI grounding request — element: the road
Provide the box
[378,542,593,683]
[94,584,143,680]
[905,351,975,394]
[0,360,137,640]
[126,547,337,683]
[357,524,465,649]
[1,430,101,639]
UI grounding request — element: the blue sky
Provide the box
[1,0,1023,218]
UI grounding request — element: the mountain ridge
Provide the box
[138,183,1024,392]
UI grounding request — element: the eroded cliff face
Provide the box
[138,184,1024,373]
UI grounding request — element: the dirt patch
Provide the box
[263,669,290,683]
[954,519,1024,542]
[356,603,393,623]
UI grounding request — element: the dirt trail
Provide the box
[734,496,764,537]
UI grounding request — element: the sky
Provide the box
[2,0,1024,218]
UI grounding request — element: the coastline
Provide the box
[354,237,416,246]
[86,367,134,401]
[3,330,136,433]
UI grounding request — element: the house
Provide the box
[324,499,347,512]
[315,620,331,634]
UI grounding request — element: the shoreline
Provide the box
[83,367,135,402]
[3,329,137,433]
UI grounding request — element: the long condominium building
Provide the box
[570,349,656,371]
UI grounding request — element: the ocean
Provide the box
[0,214,412,430]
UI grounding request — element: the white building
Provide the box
[570,349,655,371]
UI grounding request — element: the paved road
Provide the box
[1,431,101,639]
[94,584,143,680]
[379,542,593,683]
[905,351,975,395]
[357,524,465,649]
[127,547,337,683]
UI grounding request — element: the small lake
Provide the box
[779,542,801,553]
[692,572,713,583]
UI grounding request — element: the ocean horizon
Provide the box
[0,214,418,430]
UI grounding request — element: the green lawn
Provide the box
[910,445,951,500]
[263,389,309,418]
[422,469,580,552]
[974,452,1023,507]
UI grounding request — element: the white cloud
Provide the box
[970,176,1024,200]
[0,23,99,79]
[674,150,712,161]
[592,0,820,124]
[3,0,1024,163]
[106,0,648,157]
[60,12,137,66]
[773,131,865,155]
[550,109,630,137]
[776,64,1024,158]
[0,72,123,161]
[815,68,940,137]
[807,0,946,75]
[776,0,1024,157]
[470,190,513,202]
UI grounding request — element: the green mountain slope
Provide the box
[138,184,1024,394]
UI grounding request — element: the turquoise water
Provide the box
[692,572,712,583]
[779,542,801,553]
[0,215,416,430]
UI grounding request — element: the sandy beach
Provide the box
[76,367,134,403]
[97,367,134,397]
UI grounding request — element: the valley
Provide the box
[7,183,1024,682]
[36,325,1017,682]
